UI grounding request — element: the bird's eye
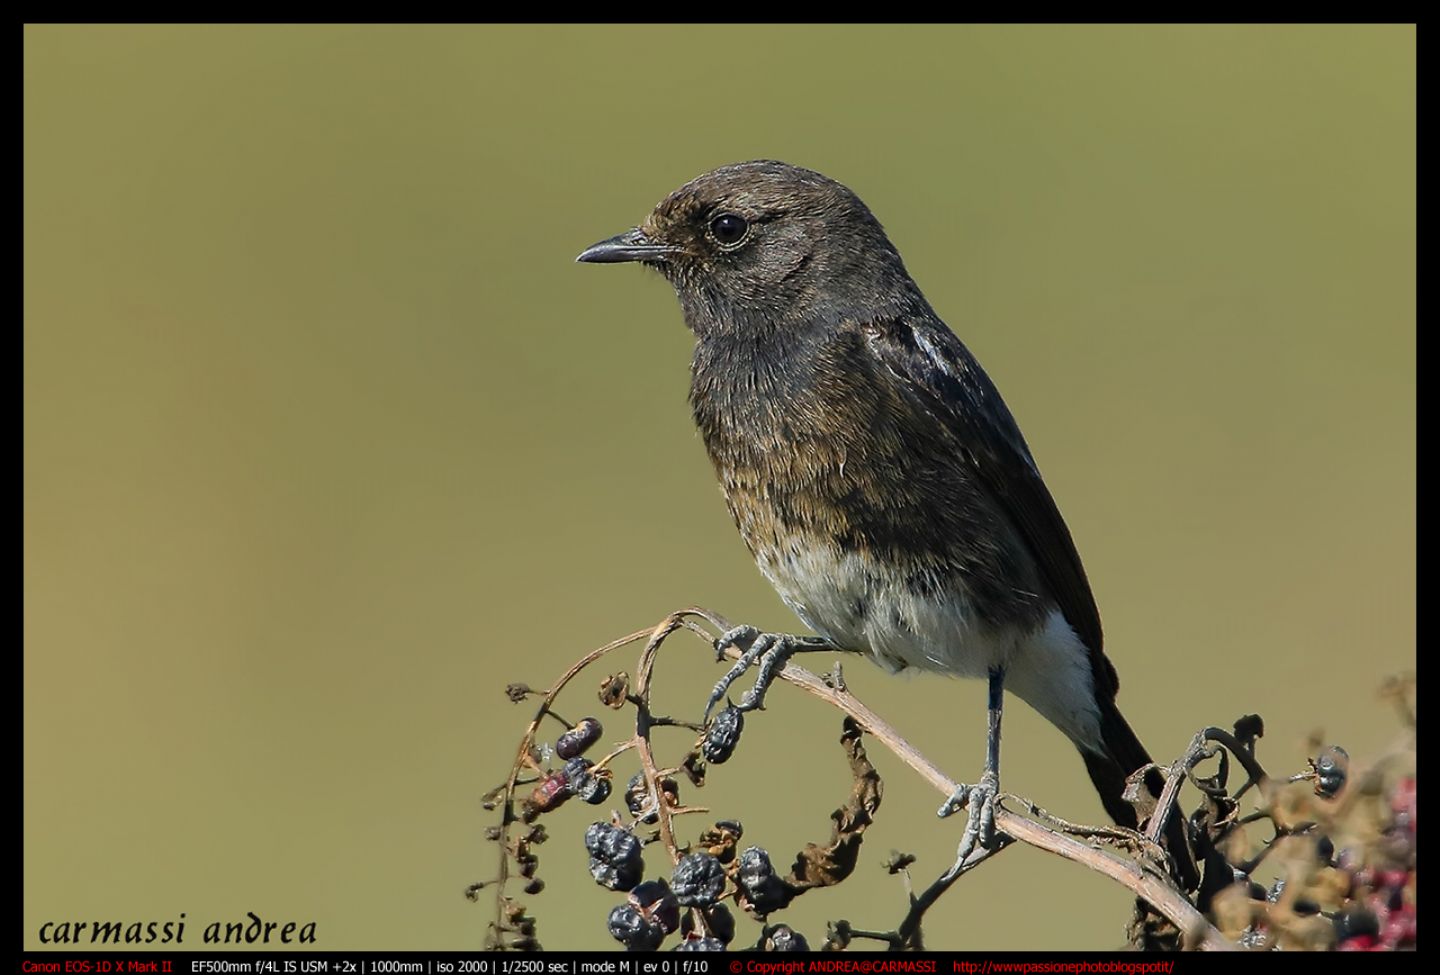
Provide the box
[709,213,749,246]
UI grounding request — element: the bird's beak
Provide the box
[575,228,675,264]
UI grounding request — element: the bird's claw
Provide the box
[712,625,757,663]
[705,626,796,723]
[937,772,1000,881]
[706,625,840,723]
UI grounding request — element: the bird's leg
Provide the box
[936,666,1006,880]
[704,625,835,722]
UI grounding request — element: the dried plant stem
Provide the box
[489,607,1234,951]
[489,625,654,944]
[664,607,1234,951]
[632,615,692,864]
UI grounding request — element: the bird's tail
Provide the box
[1080,701,1152,829]
[1080,701,1197,889]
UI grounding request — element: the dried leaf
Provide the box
[785,718,883,892]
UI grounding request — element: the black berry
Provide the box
[565,757,612,805]
[1314,745,1349,798]
[672,852,727,906]
[703,706,744,763]
[585,822,644,891]
[556,717,604,760]
[629,879,681,934]
[736,845,792,915]
[608,903,664,951]
[765,924,810,952]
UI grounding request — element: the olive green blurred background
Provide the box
[24,25,1413,950]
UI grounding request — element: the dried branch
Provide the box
[478,608,1415,952]
[656,608,1231,950]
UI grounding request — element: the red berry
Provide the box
[1391,777,1416,820]
[1382,911,1416,949]
[1374,869,1409,891]
[523,771,572,820]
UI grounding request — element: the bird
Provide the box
[577,160,1190,880]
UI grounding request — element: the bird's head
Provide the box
[577,160,923,336]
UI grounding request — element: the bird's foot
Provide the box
[936,771,1000,881]
[704,626,830,722]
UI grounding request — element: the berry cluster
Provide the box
[503,696,811,951]
[520,718,614,821]
[1210,757,1416,952]
[586,822,644,891]
[588,828,805,950]
[484,612,913,952]
[1332,775,1416,951]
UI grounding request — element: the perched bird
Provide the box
[578,160,1187,877]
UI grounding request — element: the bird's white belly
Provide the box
[756,543,1103,749]
[757,544,1001,676]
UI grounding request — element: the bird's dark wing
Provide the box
[862,315,1116,696]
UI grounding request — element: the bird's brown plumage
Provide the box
[579,160,1191,875]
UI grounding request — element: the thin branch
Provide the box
[487,624,655,945]
[890,836,1015,948]
[667,608,1234,951]
[630,613,691,865]
[487,607,1235,951]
